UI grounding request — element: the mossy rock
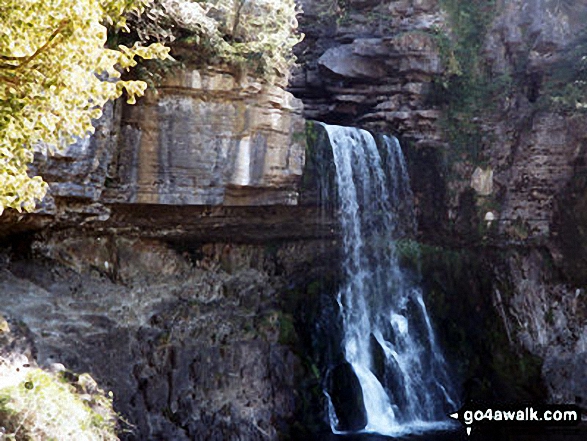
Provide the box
[417,245,546,404]
[301,121,337,207]
[369,334,408,410]
[0,366,118,441]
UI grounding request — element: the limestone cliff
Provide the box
[0,65,334,440]
[292,0,587,411]
[0,237,336,440]
[292,0,446,147]
[105,68,305,207]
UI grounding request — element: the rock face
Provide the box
[0,236,336,440]
[2,1,587,437]
[292,0,446,147]
[459,1,587,409]
[4,66,306,236]
[0,65,335,440]
[0,314,119,440]
[105,68,305,207]
[326,362,367,431]
[292,0,587,413]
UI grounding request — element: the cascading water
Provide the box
[322,123,458,436]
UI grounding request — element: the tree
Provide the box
[0,0,169,215]
[131,0,302,83]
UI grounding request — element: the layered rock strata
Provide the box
[1,66,307,237]
[0,65,334,440]
[292,0,587,411]
[292,0,447,147]
[104,68,305,207]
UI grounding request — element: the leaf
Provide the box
[0,0,169,213]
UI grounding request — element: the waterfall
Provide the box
[322,123,458,436]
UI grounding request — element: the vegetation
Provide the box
[0,0,170,215]
[432,0,502,166]
[0,1,302,216]
[128,0,302,82]
[416,244,546,404]
[436,0,587,152]
[0,363,118,440]
[540,30,587,112]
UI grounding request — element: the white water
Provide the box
[323,123,458,436]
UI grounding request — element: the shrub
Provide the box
[0,363,118,440]
[129,0,303,82]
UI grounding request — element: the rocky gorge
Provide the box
[295,0,587,413]
[0,63,338,439]
[1,0,587,439]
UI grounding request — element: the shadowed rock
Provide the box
[327,361,368,431]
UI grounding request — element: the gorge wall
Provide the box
[292,0,587,411]
[0,65,337,440]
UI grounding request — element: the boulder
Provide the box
[326,361,368,431]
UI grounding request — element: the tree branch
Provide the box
[0,20,70,70]
[0,55,25,61]
[232,0,246,39]
[0,75,20,87]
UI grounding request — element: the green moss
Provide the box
[278,313,297,346]
[291,129,306,144]
[395,238,422,271]
[277,273,341,439]
[0,367,118,440]
[134,57,184,90]
[433,0,508,169]
[417,244,546,403]
[301,121,337,204]
[539,31,587,113]
[304,120,319,149]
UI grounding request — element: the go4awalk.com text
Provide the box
[449,404,582,436]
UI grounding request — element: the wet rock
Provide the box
[326,361,367,431]
[543,353,587,411]
[369,334,408,409]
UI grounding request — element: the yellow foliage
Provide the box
[0,0,170,215]
[0,365,119,440]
